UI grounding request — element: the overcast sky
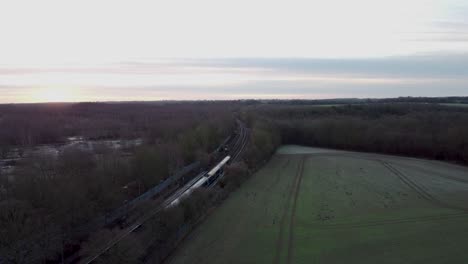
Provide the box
[1,0,467,103]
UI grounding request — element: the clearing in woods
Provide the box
[168,145,468,264]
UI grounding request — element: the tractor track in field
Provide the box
[286,156,305,264]
[380,160,468,212]
[273,157,304,264]
[396,163,468,184]
[380,160,438,202]
[304,211,468,230]
[289,151,468,184]
[294,151,468,184]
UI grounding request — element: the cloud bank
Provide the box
[0,53,467,103]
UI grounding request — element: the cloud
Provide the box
[185,53,468,78]
[1,53,468,103]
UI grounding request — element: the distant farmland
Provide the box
[169,145,468,264]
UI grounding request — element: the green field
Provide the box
[168,146,468,264]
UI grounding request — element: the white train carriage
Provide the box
[205,155,231,185]
[167,156,231,208]
[207,156,231,177]
[167,176,208,207]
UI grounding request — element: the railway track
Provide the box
[231,121,249,163]
[79,120,250,264]
[208,121,249,187]
[80,174,212,263]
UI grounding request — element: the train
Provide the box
[167,156,231,207]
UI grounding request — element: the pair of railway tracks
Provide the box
[208,121,249,187]
[79,121,250,264]
[230,121,249,163]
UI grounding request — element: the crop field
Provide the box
[168,145,468,264]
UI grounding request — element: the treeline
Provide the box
[250,103,468,165]
[0,102,236,263]
[0,101,238,147]
[254,96,468,106]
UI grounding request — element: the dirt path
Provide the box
[286,156,305,264]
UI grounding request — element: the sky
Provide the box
[0,0,467,103]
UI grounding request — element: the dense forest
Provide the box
[246,103,468,165]
[0,102,238,263]
[0,102,238,146]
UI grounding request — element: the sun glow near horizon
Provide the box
[29,87,83,103]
